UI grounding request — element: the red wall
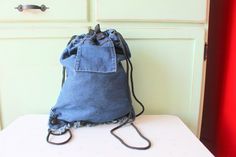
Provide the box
[201,0,236,156]
[217,0,236,155]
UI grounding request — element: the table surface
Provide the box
[0,115,213,157]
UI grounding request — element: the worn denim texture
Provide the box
[49,29,135,131]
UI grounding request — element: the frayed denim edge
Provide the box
[49,115,130,134]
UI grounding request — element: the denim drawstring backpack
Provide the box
[46,24,151,150]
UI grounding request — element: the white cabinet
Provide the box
[0,0,209,136]
[96,0,207,22]
[0,0,87,22]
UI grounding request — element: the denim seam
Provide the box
[110,40,117,72]
[74,38,86,71]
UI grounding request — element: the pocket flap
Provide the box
[75,40,117,73]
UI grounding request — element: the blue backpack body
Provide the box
[47,25,151,150]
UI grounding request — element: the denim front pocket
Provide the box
[75,38,117,73]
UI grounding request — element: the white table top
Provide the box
[0,115,213,157]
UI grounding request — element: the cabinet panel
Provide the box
[0,27,88,127]
[0,0,87,22]
[115,27,205,135]
[96,0,207,22]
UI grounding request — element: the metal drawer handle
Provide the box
[15,4,49,12]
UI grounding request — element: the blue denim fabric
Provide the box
[49,29,135,131]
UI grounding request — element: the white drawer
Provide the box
[0,0,87,22]
[96,0,207,23]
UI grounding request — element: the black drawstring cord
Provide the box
[110,33,151,150]
[46,129,72,145]
[47,35,77,145]
[117,32,145,117]
[110,113,151,150]
[126,55,145,117]
[53,61,71,145]
[129,59,144,116]
[62,66,66,87]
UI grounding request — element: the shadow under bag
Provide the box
[47,25,151,150]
